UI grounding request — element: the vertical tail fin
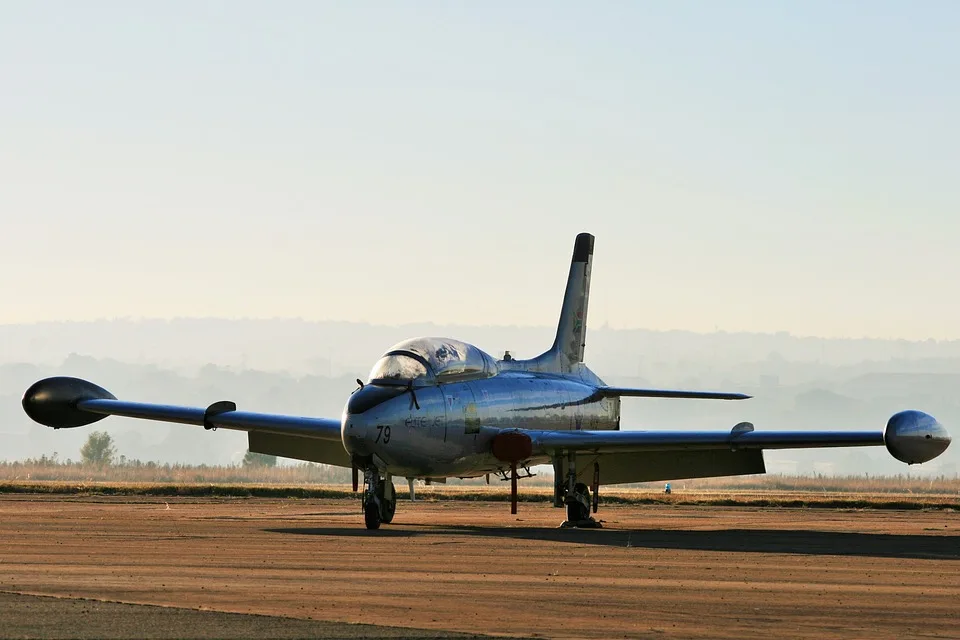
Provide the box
[551,232,594,371]
[499,232,595,375]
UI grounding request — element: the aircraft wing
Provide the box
[531,427,883,454]
[504,412,950,485]
[73,398,342,438]
[531,428,878,484]
[22,376,343,442]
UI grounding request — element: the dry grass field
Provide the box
[2,459,958,494]
[0,480,958,512]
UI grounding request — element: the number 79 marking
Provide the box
[375,425,391,444]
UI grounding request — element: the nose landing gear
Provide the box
[362,468,397,530]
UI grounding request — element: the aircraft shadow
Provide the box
[264,525,959,560]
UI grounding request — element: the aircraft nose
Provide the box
[342,414,372,457]
[342,384,406,457]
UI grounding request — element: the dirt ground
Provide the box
[0,592,488,639]
[0,495,956,639]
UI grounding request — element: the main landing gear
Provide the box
[361,467,397,530]
[555,454,602,529]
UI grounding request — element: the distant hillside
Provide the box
[4,318,960,379]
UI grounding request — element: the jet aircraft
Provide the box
[22,233,952,529]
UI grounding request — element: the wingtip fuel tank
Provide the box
[884,410,951,464]
[22,376,116,429]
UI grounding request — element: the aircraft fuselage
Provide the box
[342,363,619,478]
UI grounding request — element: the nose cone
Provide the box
[341,413,372,457]
[884,410,951,464]
[347,384,406,415]
[342,384,406,458]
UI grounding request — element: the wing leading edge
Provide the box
[76,398,342,440]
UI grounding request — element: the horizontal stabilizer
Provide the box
[597,386,751,401]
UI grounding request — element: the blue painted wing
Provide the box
[530,428,883,455]
[77,399,342,441]
[22,376,342,442]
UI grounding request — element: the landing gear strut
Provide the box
[362,468,397,530]
[557,454,601,529]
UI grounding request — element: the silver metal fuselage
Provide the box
[342,351,619,479]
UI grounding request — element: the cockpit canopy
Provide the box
[367,337,498,386]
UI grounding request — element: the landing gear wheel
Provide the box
[566,482,591,522]
[364,497,382,530]
[377,480,397,524]
[362,468,384,530]
[381,498,396,523]
[562,482,601,528]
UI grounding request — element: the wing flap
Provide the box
[531,426,882,486]
[575,449,766,485]
[248,431,351,467]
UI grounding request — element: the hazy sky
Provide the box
[2,2,958,340]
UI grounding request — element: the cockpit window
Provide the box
[368,337,498,386]
[368,354,430,385]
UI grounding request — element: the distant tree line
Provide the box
[71,431,277,468]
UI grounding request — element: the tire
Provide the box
[566,501,589,522]
[364,497,382,530]
[381,497,396,524]
[566,483,591,522]
[376,480,397,524]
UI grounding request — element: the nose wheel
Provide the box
[362,468,397,530]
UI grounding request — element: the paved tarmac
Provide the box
[0,495,956,639]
